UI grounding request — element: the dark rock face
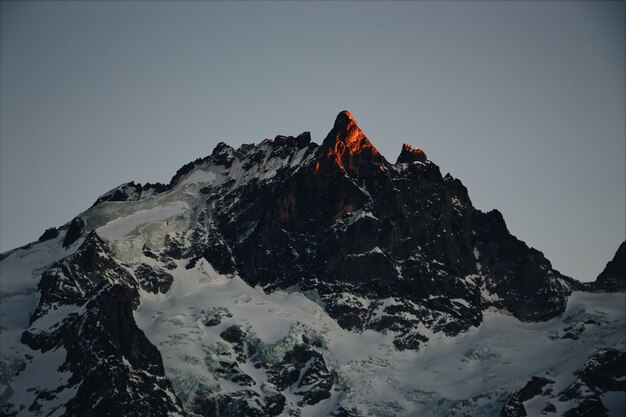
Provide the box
[396,143,427,164]
[221,324,248,345]
[194,390,265,417]
[38,227,59,242]
[266,345,333,407]
[62,217,85,248]
[319,110,385,174]
[575,348,626,392]
[200,306,233,326]
[500,348,625,417]
[4,110,606,417]
[177,111,573,343]
[18,232,183,417]
[33,232,138,322]
[134,263,174,294]
[473,214,571,322]
[92,181,169,207]
[63,285,179,417]
[593,241,625,292]
[501,376,555,417]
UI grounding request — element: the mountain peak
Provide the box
[329,110,365,143]
[4,110,620,417]
[396,143,427,164]
[321,111,384,172]
[333,110,357,128]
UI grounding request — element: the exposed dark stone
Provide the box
[91,181,170,207]
[561,323,585,340]
[562,398,607,417]
[62,217,85,248]
[169,156,211,186]
[295,351,333,406]
[501,348,625,417]
[262,388,286,416]
[474,213,572,322]
[33,231,138,323]
[576,348,626,392]
[558,349,625,416]
[162,235,184,259]
[5,110,611,417]
[21,243,182,417]
[267,360,301,392]
[201,225,237,275]
[542,403,557,413]
[142,246,159,259]
[593,241,626,292]
[155,111,576,348]
[393,331,429,351]
[193,390,263,417]
[221,325,247,345]
[98,182,141,204]
[214,361,256,387]
[396,143,427,164]
[264,344,333,407]
[134,263,174,294]
[200,307,232,327]
[211,142,236,168]
[38,227,59,242]
[501,376,554,417]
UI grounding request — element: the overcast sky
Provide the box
[1,1,624,281]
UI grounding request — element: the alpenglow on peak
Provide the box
[320,110,385,173]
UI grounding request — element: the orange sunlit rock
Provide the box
[320,111,384,173]
[396,143,427,164]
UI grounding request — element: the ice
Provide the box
[3,231,624,416]
[96,201,190,241]
[133,256,625,417]
[177,169,218,187]
[94,201,191,261]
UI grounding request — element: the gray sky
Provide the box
[1,1,624,282]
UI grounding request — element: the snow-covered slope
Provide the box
[135,258,625,416]
[1,112,624,417]
[2,239,623,416]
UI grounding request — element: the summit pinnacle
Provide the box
[320,110,385,173]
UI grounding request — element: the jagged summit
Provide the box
[211,141,234,156]
[332,110,357,128]
[3,110,623,417]
[320,110,386,173]
[397,143,427,164]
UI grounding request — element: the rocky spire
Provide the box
[594,241,626,291]
[320,111,385,173]
[396,143,427,164]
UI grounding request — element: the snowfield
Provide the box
[1,229,623,417]
[97,201,190,242]
[133,256,625,417]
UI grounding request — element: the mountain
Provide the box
[0,111,623,417]
[593,241,626,292]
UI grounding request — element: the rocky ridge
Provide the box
[0,111,623,417]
